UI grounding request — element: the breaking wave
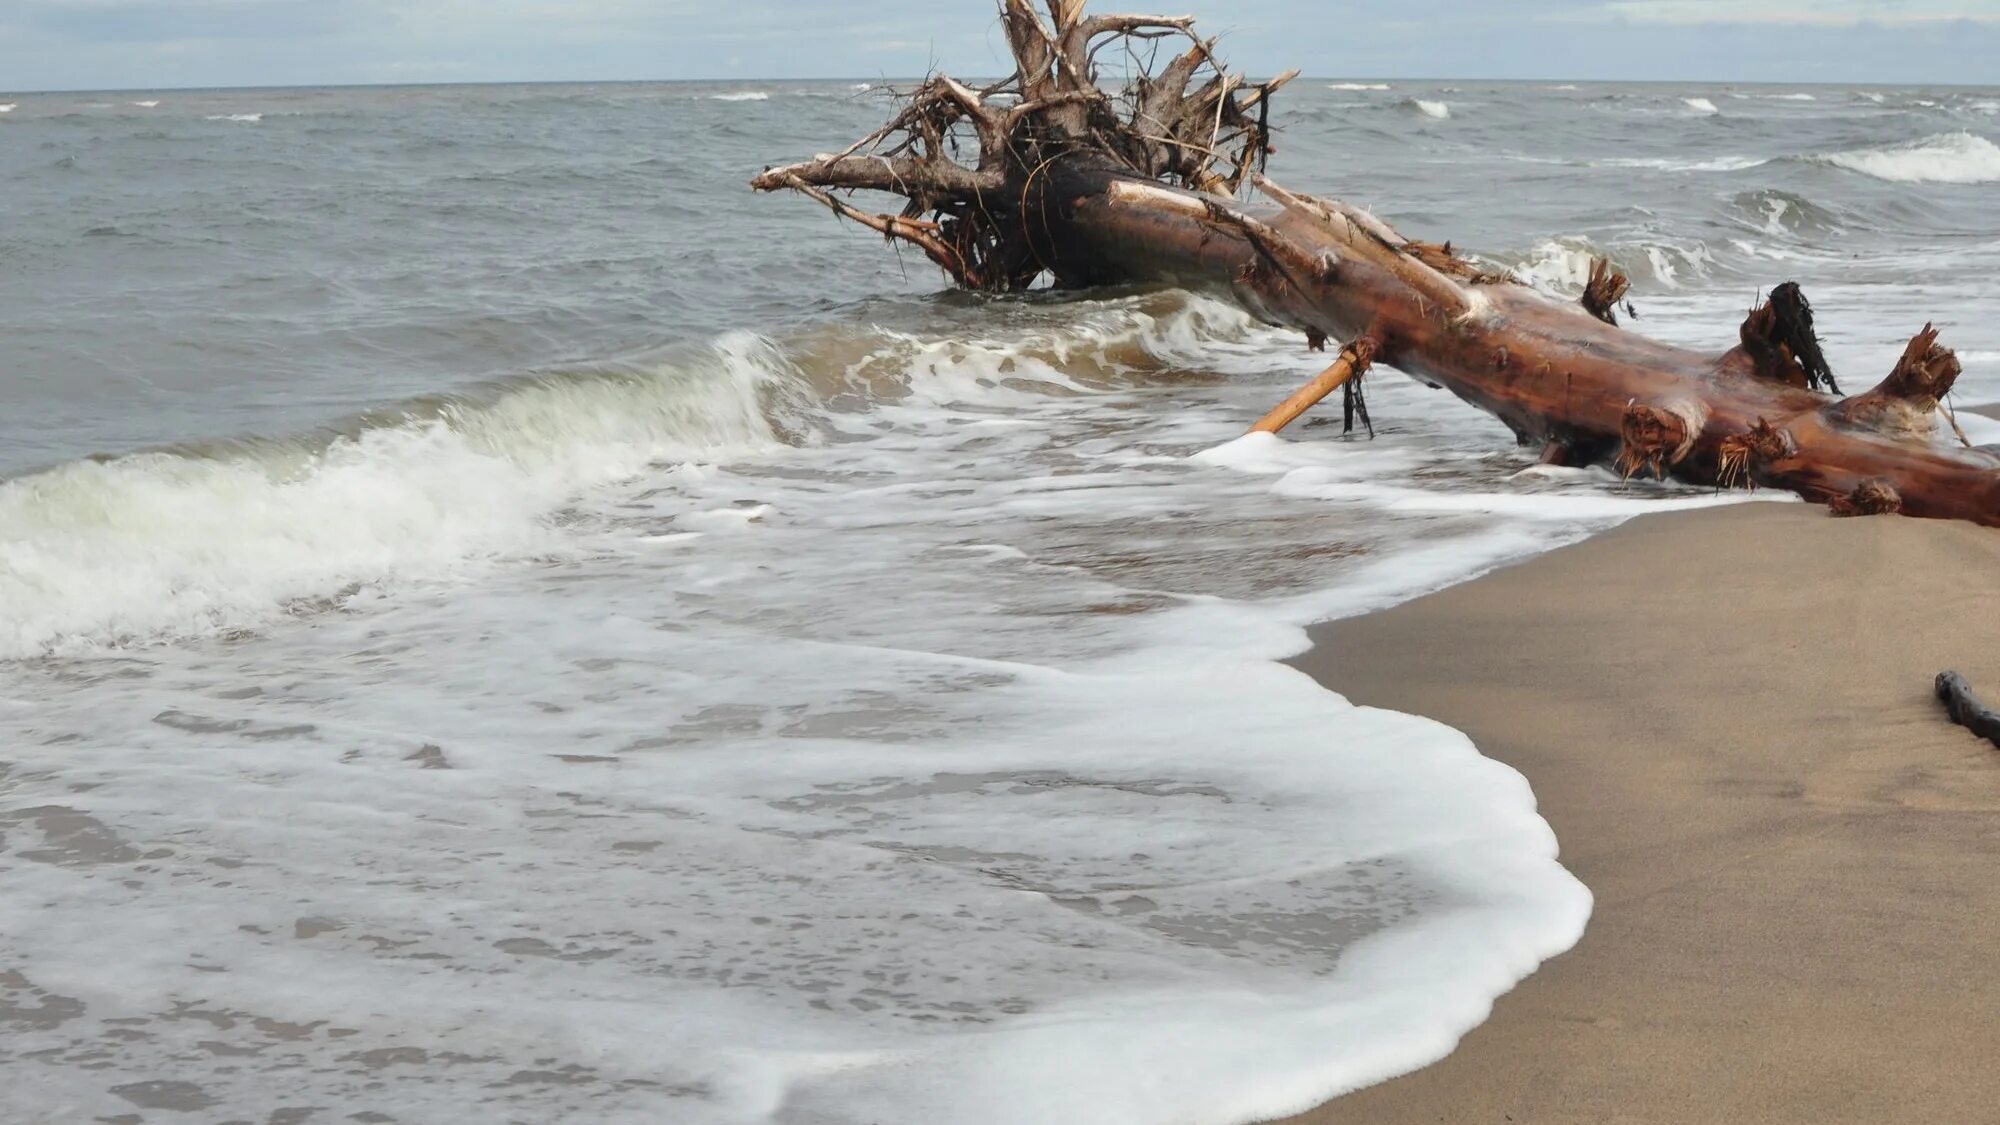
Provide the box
[1510,236,1720,293]
[0,294,1261,660]
[0,336,809,660]
[709,91,771,102]
[1411,99,1450,120]
[1808,131,2000,184]
[1328,82,1391,91]
[1682,97,1719,115]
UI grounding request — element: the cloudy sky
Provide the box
[4,0,1997,92]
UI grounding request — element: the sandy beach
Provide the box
[1279,502,2000,1123]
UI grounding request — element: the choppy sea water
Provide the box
[2,79,1997,1124]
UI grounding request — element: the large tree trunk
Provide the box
[754,0,1999,526]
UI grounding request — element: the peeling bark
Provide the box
[754,0,2000,527]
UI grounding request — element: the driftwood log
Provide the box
[1936,672,2000,749]
[753,0,2000,525]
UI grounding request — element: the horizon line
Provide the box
[6,75,1997,97]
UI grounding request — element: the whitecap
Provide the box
[0,334,802,659]
[131,100,160,108]
[1813,131,2000,184]
[1594,155,1767,173]
[710,91,771,102]
[1328,82,1391,91]
[1683,97,1719,115]
[0,104,14,114]
[206,113,263,123]
[1413,98,1450,120]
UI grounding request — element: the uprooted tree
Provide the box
[753,0,1999,525]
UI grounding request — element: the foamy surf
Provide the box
[1412,98,1450,119]
[1328,82,1391,91]
[1812,131,2000,184]
[0,288,1686,1124]
[1683,97,1720,115]
[205,112,262,122]
[710,91,771,102]
[131,100,160,108]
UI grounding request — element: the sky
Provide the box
[3,0,1998,92]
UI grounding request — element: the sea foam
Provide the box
[0,295,1616,1124]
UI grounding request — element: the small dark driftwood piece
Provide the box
[1935,671,2000,749]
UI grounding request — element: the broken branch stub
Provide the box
[1581,258,1631,326]
[756,0,2000,527]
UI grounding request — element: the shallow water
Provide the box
[1,78,1997,1123]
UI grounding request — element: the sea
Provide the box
[2,78,1998,1124]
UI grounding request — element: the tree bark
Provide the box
[753,1,2000,526]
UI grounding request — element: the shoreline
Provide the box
[1272,502,2000,1123]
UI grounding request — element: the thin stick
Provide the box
[1250,337,1379,435]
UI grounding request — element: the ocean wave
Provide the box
[809,291,1264,406]
[1594,155,1767,173]
[1510,236,1718,292]
[709,91,771,102]
[0,104,15,114]
[1731,188,1842,237]
[131,100,160,108]
[1410,98,1450,120]
[1682,97,1719,115]
[1809,131,2000,184]
[0,293,1260,660]
[0,336,806,659]
[206,113,263,123]
[1328,82,1391,91]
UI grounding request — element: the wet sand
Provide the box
[1278,502,2000,1124]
